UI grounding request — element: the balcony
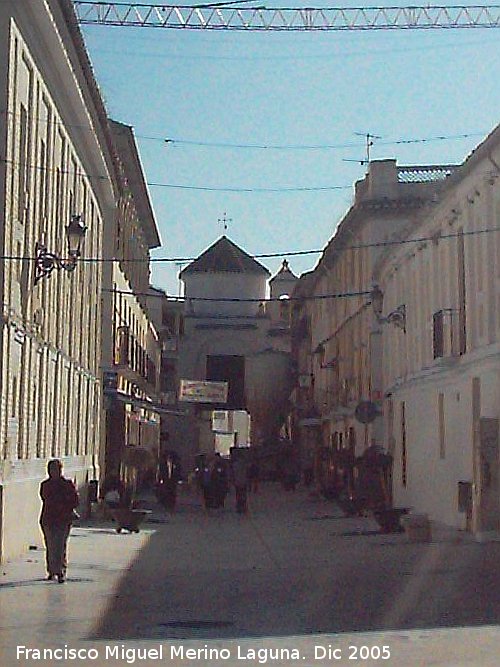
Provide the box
[432,308,463,362]
[114,326,158,392]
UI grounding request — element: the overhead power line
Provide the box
[73,2,500,31]
[165,131,486,151]
[2,227,499,264]
[0,157,351,193]
[0,110,487,152]
[146,182,351,192]
[103,287,373,302]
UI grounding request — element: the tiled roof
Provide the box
[180,236,270,276]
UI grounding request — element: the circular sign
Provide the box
[354,401,379,424]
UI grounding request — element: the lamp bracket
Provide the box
[34,242,78,284]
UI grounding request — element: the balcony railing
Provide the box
[115,326,157,388]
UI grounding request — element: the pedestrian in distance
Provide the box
[201,463,214,509]
[231,452,249,514]
[247,460,260,494]
[99,475,124,519]
[210,453,229,508]
[157,452,180,512]
[39,459,79,583]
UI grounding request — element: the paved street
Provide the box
[1,483,500,666]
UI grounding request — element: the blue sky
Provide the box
[79,2,500,295]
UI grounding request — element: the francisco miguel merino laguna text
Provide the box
[17,644,303,664]
[17,643,391,663]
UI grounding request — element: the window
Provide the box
[38,138,46,222]
[279,296,290,322]
[401,401,407,487]
[11,375,18,418]
[162,308,177,334]
[433,310,444,358]
[37,354,44,458]
[17,105,28,223]
[332,432,339,450]
[457,229,467,354]
[438,393,446,459]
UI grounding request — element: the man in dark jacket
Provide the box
[231,453,249,514]
[39,459,79,583]
[210,454,229,508]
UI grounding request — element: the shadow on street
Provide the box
[89,484,500,641]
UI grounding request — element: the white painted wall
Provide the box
[0,2,114,561]
[183,273,267,317]
[377,127,500,531]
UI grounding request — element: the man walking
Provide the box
[39,459,79,583]
[231,451,249,514]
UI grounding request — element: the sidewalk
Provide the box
[0,515,153,663]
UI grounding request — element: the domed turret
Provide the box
[180,236,270,317]
[268,260,298,322]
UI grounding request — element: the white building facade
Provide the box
[170,237,296,471]
[0,0,117,560]
[292,161,451,472]
[375,126,500,535]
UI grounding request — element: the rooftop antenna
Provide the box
[343,132,381,166]
[218,211,232,234]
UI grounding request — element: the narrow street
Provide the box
[90,483,500,641]
[2,482,500,666]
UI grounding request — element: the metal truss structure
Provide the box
[73,2,500,31]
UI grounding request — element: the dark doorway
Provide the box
[206,355,245,409]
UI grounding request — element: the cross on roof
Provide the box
[218,212,232,233]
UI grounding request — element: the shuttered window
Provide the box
[433,310,444,358]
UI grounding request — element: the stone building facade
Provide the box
[291,129,500,535]
[292,161,453,472]
[169,236,296,472]
[101,121,162,495]
[374,125,500,535]
[0,0,117,560]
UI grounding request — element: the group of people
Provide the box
[36,450,262,583]
[196,452,260,514]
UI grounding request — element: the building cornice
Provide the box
[385,343,500,395]
[56,0,122,194]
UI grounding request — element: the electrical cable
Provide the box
[164,132,486,151]
[0,157,352,193]
[84,33,500,63]
[0,110,487,152]
[4,153,498,194]
[2,226,499,264]
[102,287,373,301]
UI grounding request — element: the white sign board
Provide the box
[212,410,230,432]
[179,379,228,404]
[215,432,234,457]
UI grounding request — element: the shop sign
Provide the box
[179,379,228,404]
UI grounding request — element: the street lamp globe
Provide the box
[66,214,87,258]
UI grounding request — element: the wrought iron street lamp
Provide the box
[370,284,406,332]
[34,215,87,284]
